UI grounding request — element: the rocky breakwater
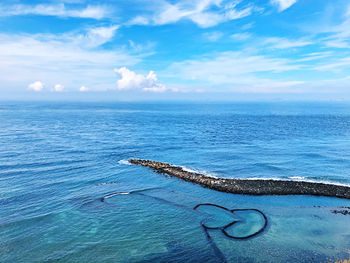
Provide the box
[129,159,350,199]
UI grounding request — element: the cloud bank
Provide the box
[114,67,167,92]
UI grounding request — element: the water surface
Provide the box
[1,101,350,262]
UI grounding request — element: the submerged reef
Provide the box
[331,207,350,215]
[129,159,350,199]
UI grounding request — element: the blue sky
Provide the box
[1,0,350,100]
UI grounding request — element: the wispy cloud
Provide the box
[0,3,111,19]
[128,16,150,25]
[129,0,254,28]
[69,25,120,48]
[166,51,303,92]
[169,51,300,79]
[262,37,313,49]
[314,57,350,71]
[297,52,333,62]
[270,0,297,12]
[203,31,224,41]
[231,32,251,41]
[322,6,350,49]
[128,40,156,53]
[304,3,350,49]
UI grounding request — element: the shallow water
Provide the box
[1,101,350,262]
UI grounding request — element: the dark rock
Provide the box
[331,210,350,215]
[129,159,350,199]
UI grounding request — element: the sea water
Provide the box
[1,101,350,262]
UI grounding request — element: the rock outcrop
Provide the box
[129,159,350,199]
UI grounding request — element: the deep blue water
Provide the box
[1,101,350,262]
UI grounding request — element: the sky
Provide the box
[1,0,350,101]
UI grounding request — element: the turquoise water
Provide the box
[1,101,350,262]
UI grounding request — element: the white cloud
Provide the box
[79,86,89,92]
[0,4,111,19]
[28,81,44,92]
[53,84,65,92]
[271,0,297,12]
[114,67,167,92]
[130,0,253,28]
[0,29,143,91]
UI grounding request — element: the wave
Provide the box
[117,159,132,165]
[288,176,306,180]
[103,192,131,200]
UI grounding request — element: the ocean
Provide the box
[1,101,350,262]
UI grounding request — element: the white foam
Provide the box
[180,166,200,174]
[288,176,306,180]
[179,165,218,178]
[104,192,130,199]
[118,159,132,165]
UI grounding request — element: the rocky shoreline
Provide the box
[129,159,350,199]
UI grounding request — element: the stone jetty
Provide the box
[129,159,350,199]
